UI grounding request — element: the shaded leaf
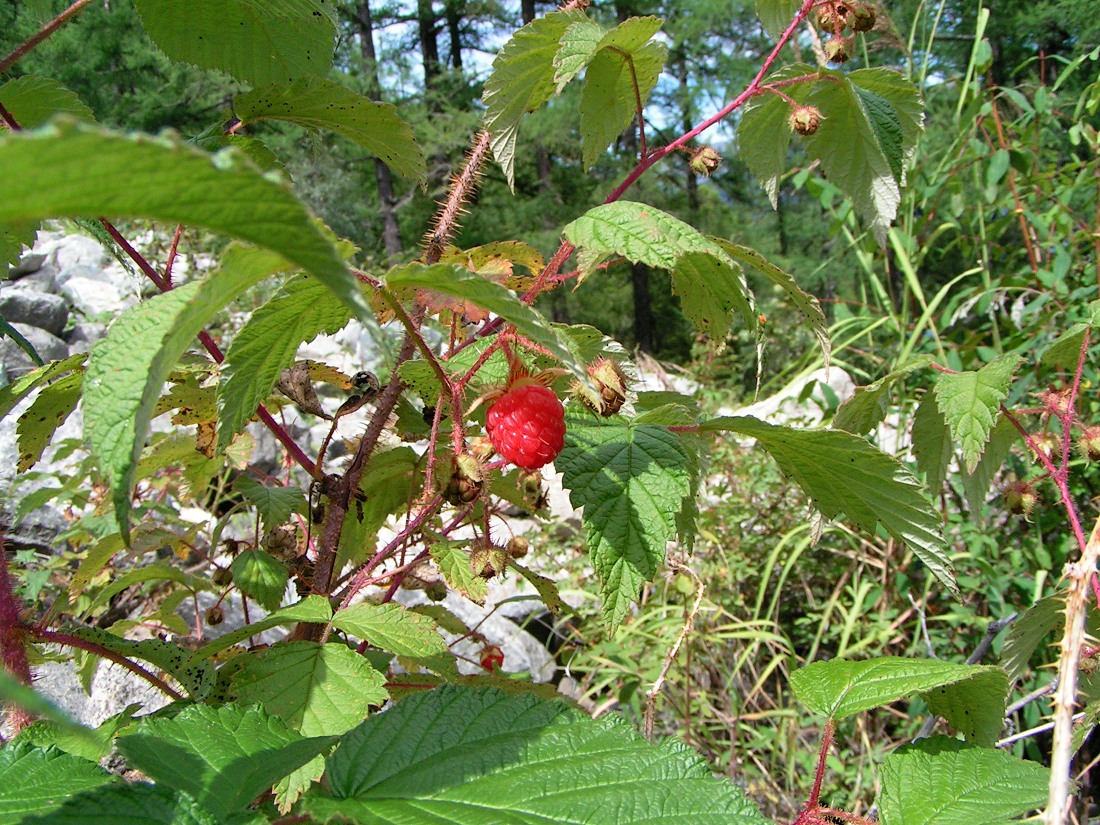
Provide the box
[117,704,336,821]
[960,415,1020,517]
[234,476,307,529]
[0,76,94,128]
[133,0,336,88]
[833,357,933,435]
[924,666,1009,745]
[230,550,289,611]
[235,76,425,180]
[1000,597,1060,682]
[20,783,219,825]
[755,0,802,39]
[700,416,956,595]
[912,389,953,493]
[670,251,756,342]
[580,37,665,168]
[717,240,827,362]
[218,274,352,450]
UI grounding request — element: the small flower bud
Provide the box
[849,2,876,32]
[824,37,852,64]
[470,543,509,579]
[1002,480,1038,519]
[205,606,225,626]
[1077,425,1100,462]
[689,146,722,177]
[789,105,823,136]
[506,537,529,559]
[444,453,484,505]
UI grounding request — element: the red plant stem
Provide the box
[31,627,185,701]
[336,494,444,609]
[98,219,170,291]
[0,0,95,74]
[0,539,34,733]
[604,0,815,205]
[0,102,19,131]
[517,0,814,306]
[807,719,834,808]
[311,337,417,598]
[163,223,185,288]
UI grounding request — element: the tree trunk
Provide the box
[418,0,441,105]
[444,0,463,70]
[354,0,403,259]
[521,0,536,25]
[632,262,654,353]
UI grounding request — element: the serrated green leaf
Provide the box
[84,245,293,538]
[117,704,337,821]
[234,476,307,528]
[912,389,953,493]
[483,10,586,189]
[0,353,86,421]
[935,355,1021,474]
[699,416,956,595]
[755,0,802,39]
[878,737,1048,825]
[923,666,1009,745]
[791,657,1000,720]
[338,446,420,570]
[19,783,219,825]
[1000,597,1060,681]
[15,369,82,472]
[738,64,813,206]
[0,221,39,276]
[14,707,136,764]
[304,684,768,824]
[385,262,585,378]
[564,201,735,280]
[218,274,352,450]
[558,412,694,629]
[513,562,567,616]
[66,626,215,700]
[0,743,113,825]
[430,538,488,604]
[235,76,424,180]
[331,603,449,660]
[833,357,933,435]
[671,251,756,341]
[231,641,388,737]
[580,33,666,168]
[231,550,289,611]
[553,20,605,92]
[1041,322,1091,368]
[133,0,335,88]
[960,415,1019,518]
[188,596,333,661]
[0,120,366,319]
[0,76,94,128]
[716,239,827,361]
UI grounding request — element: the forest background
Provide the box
[1,0,1100,822]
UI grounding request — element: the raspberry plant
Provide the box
[0,0,1094,823]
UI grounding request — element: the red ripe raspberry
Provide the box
[485,383,566,470]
